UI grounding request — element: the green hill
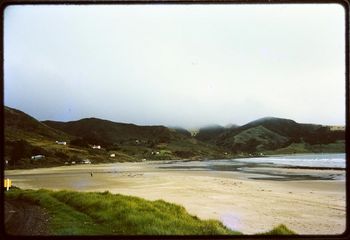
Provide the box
[195,124,227,143]
[215,117,345,153]
[222,125,289,152]
[4,106,345,169]
[4,106,69,141]
[43,118,227,160]
[4,106,229,169]
[43,118,188,147]
[4,107,114,168]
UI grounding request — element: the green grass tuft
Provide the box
[259,224,296,235]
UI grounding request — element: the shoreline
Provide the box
[5,151,345,171]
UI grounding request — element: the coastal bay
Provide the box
[5,155,346,235]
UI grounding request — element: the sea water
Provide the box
[235,153,346,169]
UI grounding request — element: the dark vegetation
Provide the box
[5,188,295,235]
[4,106,345,169]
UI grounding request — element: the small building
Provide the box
[31,155,45,160]
[142,158,147,162]
[156,151,160,155]
[56,141,67,145]
[71,161,76,164]
[92,145,101,149]
[81,159,91,164]
[110,153,116,158]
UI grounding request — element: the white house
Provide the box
[31,155,45,160]
[81,159,91,164]
[110,153,116,157]
[92,145,101,149]
[56,141,67,145]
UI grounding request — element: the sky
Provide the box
[4,4,346,129]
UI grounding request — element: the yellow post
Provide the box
[4,178,11,191]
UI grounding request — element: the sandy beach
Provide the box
[4,161,346,235]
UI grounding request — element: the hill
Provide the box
[4,106,69,141]
[4,106,345,169]
[195,124,227,142]
[43,118,227,161]
[43,118,188,147]
[4,106,230,169]
[215,117,345,153]
[4,107,109,168]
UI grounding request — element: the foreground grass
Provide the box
[5,188,238,235]
[5,189,295,235]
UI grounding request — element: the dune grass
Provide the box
[5,188,295,235]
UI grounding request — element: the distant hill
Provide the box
[43,118,190,147]
[215,117,345,153]
[168,127,192,137]
[195,124,226,142]
[4,106,69,141]
[4,106,345,169]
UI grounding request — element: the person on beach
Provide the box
[90,172,93,177]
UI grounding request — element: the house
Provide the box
[71,161,76,164]
[56,141,67,145]
[110,153,116,157]
[92,145,101,149]
[81,159,91,164]
[329,125,345,131]
[31,155,45,160]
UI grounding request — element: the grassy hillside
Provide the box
[4,106,345,169]
[4,106,69,141]
[195,124,227,143]
[43,118,189,146]
[263,140,346,155]
[221,126,289,152]
[4,106,231,169]
[215,117,345,154]
[5,188,295,235]
[4,107,138,168]
[42,118,230,161]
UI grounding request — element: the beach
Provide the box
[4,161,346,234]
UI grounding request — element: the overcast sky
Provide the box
[4,4,345,128]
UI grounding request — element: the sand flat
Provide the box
[4,162,346,234]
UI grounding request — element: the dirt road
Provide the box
[4,199,50,236]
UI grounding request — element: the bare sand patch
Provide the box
[5,162,346,234]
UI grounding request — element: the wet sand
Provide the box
[4,161,346,234]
